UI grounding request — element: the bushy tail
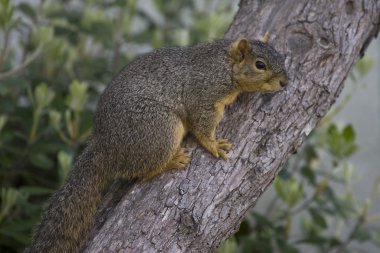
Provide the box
[26,142,108,253]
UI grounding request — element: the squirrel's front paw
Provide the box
[215,138,232,160]
[197,135,233,160]
[207,138,232,160]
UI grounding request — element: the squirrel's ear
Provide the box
[261,32,270,43]
[230,37,251,62]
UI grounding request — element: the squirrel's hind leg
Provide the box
[124,108,189,181]
[144,147,190,180]
[165,148,190,169]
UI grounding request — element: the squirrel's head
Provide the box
[229,37,288,93]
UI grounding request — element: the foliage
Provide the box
[0,0,236,252]
[218,57,380,253]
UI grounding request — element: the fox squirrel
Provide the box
[26,36,288,253]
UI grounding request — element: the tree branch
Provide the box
[0,45,42,81]
[83,0,380,252]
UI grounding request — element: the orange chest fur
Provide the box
[214,90,240,122]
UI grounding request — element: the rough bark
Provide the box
[83,0,380,252]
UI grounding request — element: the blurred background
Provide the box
[0,1,379,252]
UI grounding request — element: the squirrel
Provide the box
[25,35,288,253]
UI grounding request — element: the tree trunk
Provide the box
[83,0,380,252]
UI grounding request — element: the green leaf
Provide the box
[342,125,355,143]
[0,188,19,222]
[327,123,357,158]
[65,109,75,138]
[0,114,8,133]
[29,152,54,170]
[327,124,340,154]
[298,235,343,249]
[275,235,301,253]
[355,56,374,78]
[81,7,106,29]
[0,0,14,30]
[241,236,273,253]
[58,150,73,182]
[216,237,237,253]
[34,83,55,111]
[275,177,303,208]
[322,187,356,220]
[309,208,327,229]
[80,16,113,47]
[65,80,88,112]
[352,226,371,242]
[301,166,316,185]
[274,177,287,202]
[17,2,36,20]
[32,26,54,45]
[342,163,354,184]
[19,186,54,196]
[49,110,62,130]
[278,166,292,180]
[287,177,304,207]
[234,219,251,239]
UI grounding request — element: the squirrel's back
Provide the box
[95,39,234,137]
[98,40,233,112]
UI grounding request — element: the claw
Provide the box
[212,150,219,158]
[166,148,191,169]
[216,138,232,160]
[218,149,228,160]
[218,140,232,151]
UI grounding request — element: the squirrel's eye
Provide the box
[255,61,266,70]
